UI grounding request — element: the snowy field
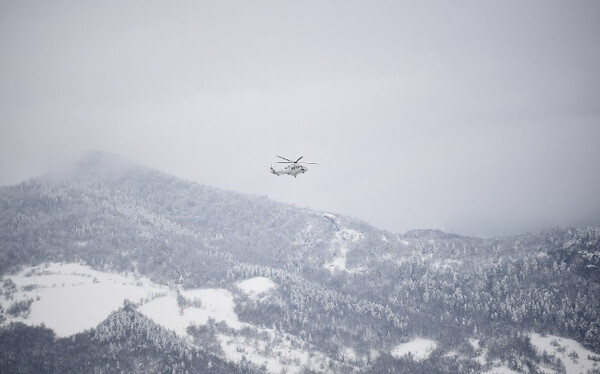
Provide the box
[391,337,437,361]
[236,276,277,301]
[475,333,600,374]
[0,264,341,373]
[483,365,521,374]
[0,262,168,336]
[218,327,345,374]
[138,288,246,336]
[530,333,600,373]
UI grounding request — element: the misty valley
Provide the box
[1,155,599,373]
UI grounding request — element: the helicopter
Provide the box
[270,155,317,178]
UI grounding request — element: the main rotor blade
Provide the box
[275,155,317,164]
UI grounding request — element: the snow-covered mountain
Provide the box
[1,153,599,373]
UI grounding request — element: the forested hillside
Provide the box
[1,154,599,373]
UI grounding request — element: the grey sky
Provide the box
[1,1,599,237]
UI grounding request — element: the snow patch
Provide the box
[218,327,346,374]
[338,227,364,242]
[139,288,244,336]
[322,213,339,228]
[469,338,481,351]
[237,277,277,300]
[431,259,463,270]
[180,288,241,328]
[138,296,194,337]
[391,338,437,361]
[323,227,364,274]
[530,333,600,374]
[483,363,521,374]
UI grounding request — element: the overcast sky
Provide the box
[1,1,599,237]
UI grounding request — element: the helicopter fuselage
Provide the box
[270,164,308,177]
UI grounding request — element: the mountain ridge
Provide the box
[1,153,599,373]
